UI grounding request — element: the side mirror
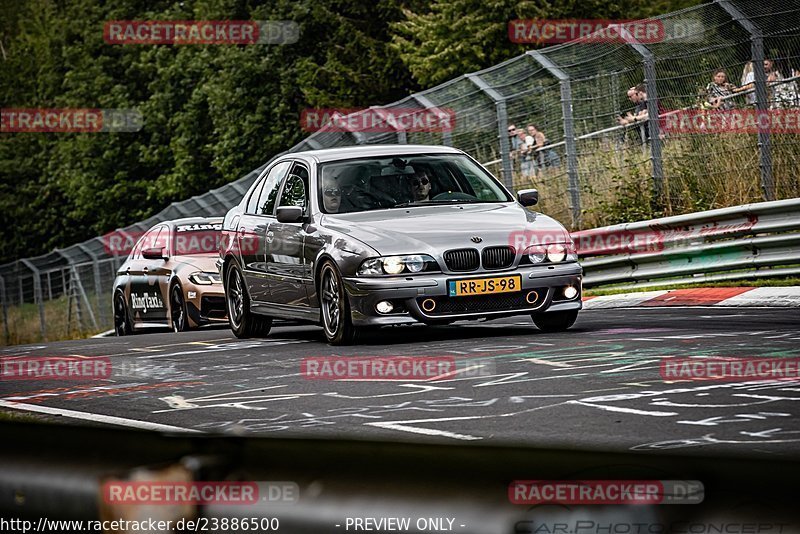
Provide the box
[142,247,166,260]
[517,189,539,207]
[276,206,304,223]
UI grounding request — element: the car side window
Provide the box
[148,226,169,254]
[255,161,291,216]
[245,177,266,214]
[133,226,162,259]
[278,163,308,209]
[278,171,308,210]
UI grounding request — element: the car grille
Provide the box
[201,296,227,319]
[444,248,480,272]
[417,288,548,316]
[482,246,515,269]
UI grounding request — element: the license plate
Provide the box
[448,275,522,297]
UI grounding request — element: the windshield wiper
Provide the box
[394,199,485,208]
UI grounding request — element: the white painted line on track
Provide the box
[92,329,115,338]
[366,416,485,441]
[518,357,573,368]
[0,400,200,433]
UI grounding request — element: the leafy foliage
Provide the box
[390,0,703,87]
[1,0,698,263]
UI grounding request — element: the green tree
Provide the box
[390,0,703,87]
[0,0,418,263]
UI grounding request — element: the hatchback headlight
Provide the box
[189,272,221,285]
[357,255,439,276]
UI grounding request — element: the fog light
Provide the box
[564,286,578,299]
[421,298,436,312]
[376,300,394,314]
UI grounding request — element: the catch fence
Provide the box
[2,0,799,344]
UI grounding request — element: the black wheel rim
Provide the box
[171,286,185,332]
[114,294,127,336]
[320,267,340,336]
[227,268,244,329]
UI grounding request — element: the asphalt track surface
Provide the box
[1,307,799,458]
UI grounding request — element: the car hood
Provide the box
[321,203,570,256]
[169,254,219,275]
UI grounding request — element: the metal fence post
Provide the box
[413,93,453,146]
[617,25,665,207]
[19,259,46,340]
[466,74,513,189]
[328,111,367,144]
[717,0,774,201]
[76,244,106,328]
[372,107,407,144]
[527,51,582,229]
[0,275,9,345]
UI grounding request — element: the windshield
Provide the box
[318,154,512,214]
[172,223,222,256]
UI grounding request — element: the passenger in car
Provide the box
[407,169,432,201]
[322,175,344,213]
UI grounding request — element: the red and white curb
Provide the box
[583,287,800,309]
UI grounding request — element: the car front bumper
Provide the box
[343,263,582,326]
[185,287,228,327]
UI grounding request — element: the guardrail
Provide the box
[574,197,800,289]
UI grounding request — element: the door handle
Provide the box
[143,267,149,274]
[266,231,274,243]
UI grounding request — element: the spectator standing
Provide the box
[617,84,650,143]
[769,60,798,109]
[705,69,735,110]
[518,130,535,178]
[738,62,756,106]
[526,124,560,170]
[508,124,523,174]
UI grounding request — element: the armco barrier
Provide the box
[574,198,800,288]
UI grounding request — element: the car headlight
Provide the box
[523,242,578,264]
[188,272,221,285]
[383,256,405,275]
[546,244,567,263]
[525,245,547,264]
[404,255,426,273]
[357,255,439,276]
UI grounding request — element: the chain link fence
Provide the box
[2,0,799,344]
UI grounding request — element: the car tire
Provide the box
[319,261,359,345]
[113,291,133,336]
[170,283,189,332]
[226,262,273,338]
[531,310,579,332]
